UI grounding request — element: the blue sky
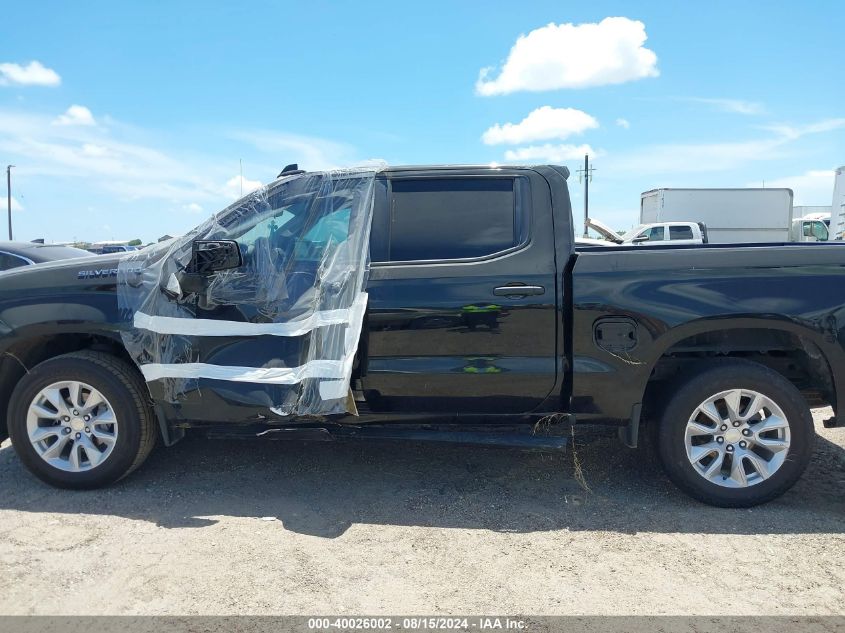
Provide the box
[1,0,843,243]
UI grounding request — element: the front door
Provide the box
[120,172,375,421]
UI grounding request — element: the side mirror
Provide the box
[188,240,242,274]
[631,235,650,243]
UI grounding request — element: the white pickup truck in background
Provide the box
[587,218,706,246]
[585,186,832,247]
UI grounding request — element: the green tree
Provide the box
[128,239,142,246]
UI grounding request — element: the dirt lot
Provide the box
[0,408,842,616]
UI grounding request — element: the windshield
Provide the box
[225,192,355,265]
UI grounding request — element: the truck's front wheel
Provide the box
[657,359,814,507]
[7,351,157,489]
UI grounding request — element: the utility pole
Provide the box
[6,165,14,241]
[576,154,595,238]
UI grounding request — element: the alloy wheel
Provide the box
[684,388,791,488]
[26,380,119,472]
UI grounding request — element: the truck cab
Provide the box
[792,218,829,242]
[586,219,706,245]
[621,221,706,245]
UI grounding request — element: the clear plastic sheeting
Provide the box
[117,168,378,417]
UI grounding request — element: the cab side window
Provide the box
[387,177,528,262]
[669,225,694,240]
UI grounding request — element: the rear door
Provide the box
[362,168,559,415]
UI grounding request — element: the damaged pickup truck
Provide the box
[0,164,842,507]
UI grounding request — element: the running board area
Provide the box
[338,427,568,451]
[203,424,568,451]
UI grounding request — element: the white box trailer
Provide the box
[640,188,794,243]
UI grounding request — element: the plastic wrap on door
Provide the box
[116,168,380,416]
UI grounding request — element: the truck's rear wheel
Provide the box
[657,359,814,507]
[7,351,156,489]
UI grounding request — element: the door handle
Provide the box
[493,284,545,297]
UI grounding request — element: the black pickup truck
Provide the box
[0,164,842,508]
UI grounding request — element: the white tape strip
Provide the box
[140,359,346,384]
[134,294,367,338]
[137,293,368,402]
[318,296,368,400]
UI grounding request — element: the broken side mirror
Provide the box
[171,240,243,297]
[188,240,242,274]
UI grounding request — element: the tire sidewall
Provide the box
[8,356,144,488]
[658,362,814,507]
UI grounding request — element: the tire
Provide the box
[7,351,157,489]
[657,359,814,507]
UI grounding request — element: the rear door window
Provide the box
[669,225,694,240]
[388,178,527,262]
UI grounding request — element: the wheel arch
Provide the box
[654,356,815,507]
[640,318,837,423]
[0,331,149,442]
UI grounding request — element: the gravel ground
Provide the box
[0,408,842,616]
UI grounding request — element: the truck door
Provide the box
[801,220,829,242]
[362,168,559,415]
[119,172,375,422]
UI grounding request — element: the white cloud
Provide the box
[229,131,360,172]
[81,143,112,157]
[753,170,836,205]
[610,139,784,174]
[504,143,598,163]
[607,117,845,175]
[54,105,96,127]
[0,108,227,205]
[224,175,263,199]
[763,118,845,141]
[681,97,765,115]
[0,61,61,87]
[0,106,377,242]
[615,118,630,129]
[9,196,23,211]
[0,108,373,209]
[482,106,598,145]
[476,17,658,96]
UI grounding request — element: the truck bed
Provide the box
[569,241,845,421]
